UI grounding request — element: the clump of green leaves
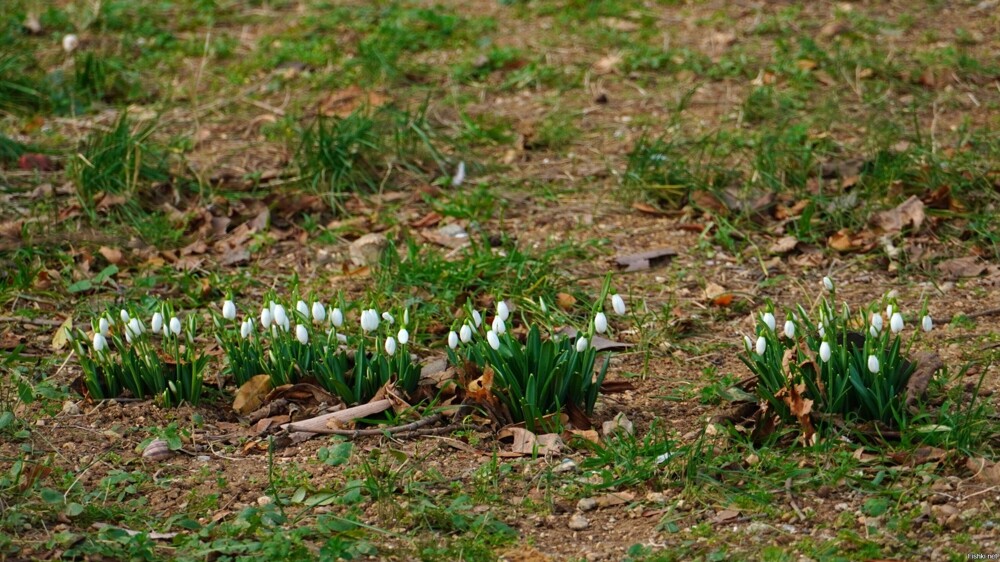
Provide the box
[446,275,624,432]
[69,113,168,216]
[740,277,931,432]
[215,295,420,405]
[72,304,207,407]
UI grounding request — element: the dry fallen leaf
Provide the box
[615,247,677,272]
[98,246,124,265]
[318,85,390,117]
[233,375,273,415]
[556,292,577,312]
[497,426,562,456]
[937,257,986,278]
[768,236,799,255]
[872,196,925,233]
[51,316,73,351]
[712,509,740,523]
[828,228,875,253]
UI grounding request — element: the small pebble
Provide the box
[577,498,598,512]
[257,496,272,506]
[61,401,80,416]
[568,513,589,530]
[553,458,577,473]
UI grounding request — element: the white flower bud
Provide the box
[151,313,163,334]
[611,294,626,315]
[274,305,289,331]
[397,328,409,345]
[382,312,394,325]
[819,341,831,363]
[120,309,130,323]
[385,336,397,356]
[869,325,879,338]
[241,319,252,339]
[922,315,933,333]
[823,276,833,291]
[594,312,608,334]
[743,335,753,351]
[783,320,795,339]
[576,337,588,353]
[92,332,107,352]
[448,331,459,349]
[99,317,110,337]
[487,330,500,350]
[296,300,310,319]
[169,317,181,336]
[124,330,133,344]
[472,310,483,328]
[460,324,472,343]
[492,316,506,335]
[62,34,79,53]
[755,336,767,355]
[296,324,309,345]
[762,312,776,332]
[261,308,272,329]
[312,302,326,323]
[497,300,510,322]
[223,300,237,321]
[539,297,547,314]
[868,355,880,374]
[886,304,894,318]
[890,312,904,334]
[361,309,380,332]
[331,308,344,328]
[871,313,883,333]
[127,318,143,337]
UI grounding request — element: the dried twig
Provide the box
[785,477,806,522]
[315,413,444,438]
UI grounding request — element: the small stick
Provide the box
[785,477,806,522]
[316,413,444,438]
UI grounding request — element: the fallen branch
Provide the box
[321,413,444,438]
[281,398,392,433]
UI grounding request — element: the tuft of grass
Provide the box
[69,113,168,215]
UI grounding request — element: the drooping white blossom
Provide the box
[594,312,608,334]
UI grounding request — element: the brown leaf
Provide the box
[466,366,495,403]
[51,316,73,351]
[614,247,677,272]
[631,202,670,216]
[18,153,57,171]
[712,509,740,523]
[937,257,986,278]
[233,375,273,415]
[592,53,623,75]
[891,446,948,467]
[95,193,127,212]
[690,190,728,215]
[872,196,925,233]
[98,246,124,265]
[411,212,443,228]
[828,228,874,253]
[905,352,944,410]
[563,428,599,444]
[556,292,577,312]
[318,85,390,118]
[967,456,1000,484]
[497,427,562,456]
[768,236,799,255]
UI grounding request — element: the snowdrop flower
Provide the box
[818,324,826,338]
[886,304,894,318]
[312,302,326,323]
[261,308,272,329]
[472,310,483,328]
[382,312,395,325]
[497,300,510,322]
[296,300,310,319]
[783,320,796,339]
[761,312,776,332]
[576,337,588,353]
[922,315,933,333]
[336,333,348,343]
[99,317,110,337]
[223,300,237,321]
[460,324,472,343]
[62,34,78,53]
[397,328,409,345]
[124,329,133,344]
[743,335,753,351]
[594,312,608,334]
[269,300,277,316]
[120,309,130,323]
[241,319,252,339]
[385,336,397,356]
[492,316,506,335]
[867,355,880,374]
[92,332,107,352]
[823,276,834,292]
[870,313,883,333]
[487,330,500,350]
[296,324,309,345]
[448,331,459,349]
[539,297,547,314]
[169,317,181,336]
[127,318,143,337]
[452,161,466,186]
[151,312,163,334]
[890,312,904,334]
[819,341,831,363]
[274,305,289,331]
[755,336,767,355]
[361,309,380,332]
[611,294,626,315]
[869,325,879,338]
[331,308,344,328]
